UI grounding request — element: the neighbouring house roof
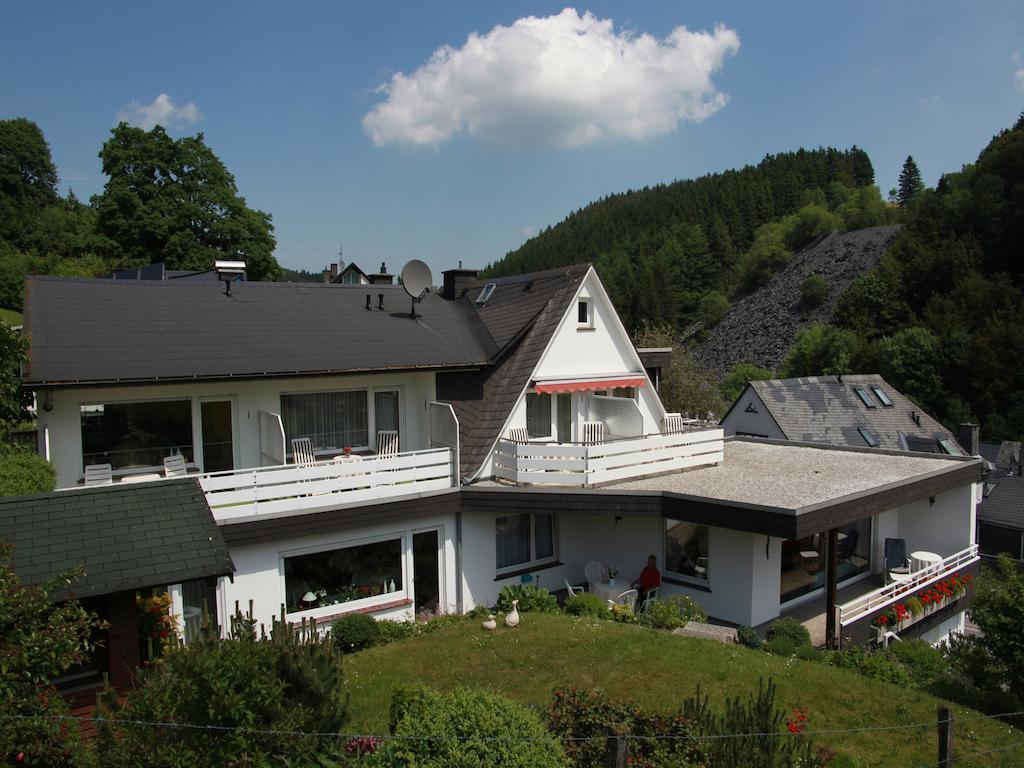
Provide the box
[726,374,962,454]
[435,264,590,479]
[332,262,368,283]
[0,479,234,599]
[978,441,1024,531]
[22,276,499,386]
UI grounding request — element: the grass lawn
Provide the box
[0,308,22,326]
[344,614,1023,767]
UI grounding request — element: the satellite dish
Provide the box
[401,259,432,301]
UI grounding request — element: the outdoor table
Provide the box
[910,550,941,572]
[591,580,628,604]
[119,473,162,483]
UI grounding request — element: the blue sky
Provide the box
[2,2,1022,277]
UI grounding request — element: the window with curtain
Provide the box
[526,392,552,438]
[374,390,400,440]
[81,399,193,470]
[496,512,556,571]
[281,391,368,451]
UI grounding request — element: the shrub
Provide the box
[332,612,382,652]
[638,594,707,630]
[496,584,559,614]
[610,603,636,623]
[765,617,811,647]
[799,274,829,310]
[888,639,947,687]
[736,625,763,650]
[796,644,823,662]
[377,687,566,768]
[376,618,417,644]
[698,291,730,329]
[766,637,796,657]
[564,592,611,619]
[0,445,55,497]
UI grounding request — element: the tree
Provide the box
[0,118,59,249]
[0,322,32,436]
[969,554,1024,701]
[798,274,829,311]
[719,363,774,405]
[0,542,103,764]
[92,124,280,281]
[896,155,924,207]
[781,323,860,378]
[0,446,55,497]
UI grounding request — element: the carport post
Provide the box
[825,528,839,649]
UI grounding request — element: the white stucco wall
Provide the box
[720,390,786,439]
[39,371,436,488]
[221,513,458,632]
[915,611,966,647]
[896,483,977,558]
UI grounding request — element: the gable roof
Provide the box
[23,276,498,386]
[728,374,962,454]
[978,442,1024,530]
[0,479,234,599]
[333,262,368,283]
[436,264,590,479]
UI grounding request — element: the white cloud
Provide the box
[363,8,740,149]
[520,224,537,238]
[1014,52,1024,93]
[117,93,202,131]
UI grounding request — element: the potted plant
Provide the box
[606,565,619,585]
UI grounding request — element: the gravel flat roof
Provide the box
[607,439,967,511]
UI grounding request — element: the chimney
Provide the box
[322,265,332,284]
[368,261,394,285]
[441,265,480,300]
[958,423,980,456]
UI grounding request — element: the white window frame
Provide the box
[495,512,558,575]
[577,298,593,329]
[663,519,711,588]
[280,531,410,621]
[525,390,554,441]
[280,385,404,459]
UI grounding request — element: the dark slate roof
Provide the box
[978,442,1024,530]
[436,264,590,479]
[733,374,962,453]
[0,479,234,599]
[23,276,498,386]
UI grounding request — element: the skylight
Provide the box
[475,283,496,304]
[853,387,876,408]
[871,386,893,407]
[938,438,963,456]
[858,427,880,447]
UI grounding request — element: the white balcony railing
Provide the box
[198,448,455,522]
[838,544,979,626]
[493,428,724,487]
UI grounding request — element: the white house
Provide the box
[20,263,981,647]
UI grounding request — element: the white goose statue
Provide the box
[504,599,521,628]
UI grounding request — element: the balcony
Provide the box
[493,427,724,487]
[198,448,456,522]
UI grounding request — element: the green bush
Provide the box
[376,618,417,644]
[796,644,823,662]
[638,594,707,630]
[888,639,947,687]
[736,625,763,650]
[0,445,55,497]
[799,274,829,310]
[496,584,559,613]
[377,686,566,768]
[332,612,382,652]
[765,637,796,657]
[765,617,811,647]
[698,291,730,329]
[610,603,636,623]
[564,592,611,619]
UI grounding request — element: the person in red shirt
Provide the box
[632,554,661,602]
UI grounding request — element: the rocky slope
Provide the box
[688,225,901,375]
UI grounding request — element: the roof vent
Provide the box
[911,410,921,426]
[475,283,496,304]
[215,260,246,296]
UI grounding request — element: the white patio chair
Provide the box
[84,463,112,486]
[615,589,638,613]
[662,413,684,434]
[564,579,586,597]
[506,426,528,443]
[290,437,317,467]
[582,421,604,445]
[376,430,400,457]
[584,560,607,591]
[640,586,659,613]
[163,454,188,478]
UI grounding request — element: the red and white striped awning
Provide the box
[533,375,646,394]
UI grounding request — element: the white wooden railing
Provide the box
[493,428,724,486]
[199,448,455,521]
[838,544,979,626]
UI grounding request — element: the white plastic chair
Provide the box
[564,579,586,598]
[506,426,528,443]
[615,589,638,612]
[376,430,400,457]
[582,421,604,445]
[84,463,112,486]
[290,437,317,467]
[640,586,659,613]
[584,560,607,591]
[163,454,188,478]
[662,413,684,434]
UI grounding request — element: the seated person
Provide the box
[631,554,662,600]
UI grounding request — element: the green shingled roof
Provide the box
[0,478,234,599]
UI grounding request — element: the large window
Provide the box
[780,518,872,604]
[496,513,556,571]
[81,400,193,470]
[284,538,404,614]
[526,392,552,439]
[282,390,369,451]
[665,520,709,583]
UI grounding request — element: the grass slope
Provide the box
[344,615,1023,767]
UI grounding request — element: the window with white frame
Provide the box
[283,537,404,615]
[80,399,193,471]
[281,388,400,454]
[665,520,709,583]
[577,298,592,328]
[496,513,556,571]
[525,392,552,439]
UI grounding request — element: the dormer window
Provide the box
[577,299,592,328]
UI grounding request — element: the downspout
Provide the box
[456,502,464,614]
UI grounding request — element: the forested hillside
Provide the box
[484,146,881,330]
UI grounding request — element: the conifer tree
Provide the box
[896,155,924,207]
